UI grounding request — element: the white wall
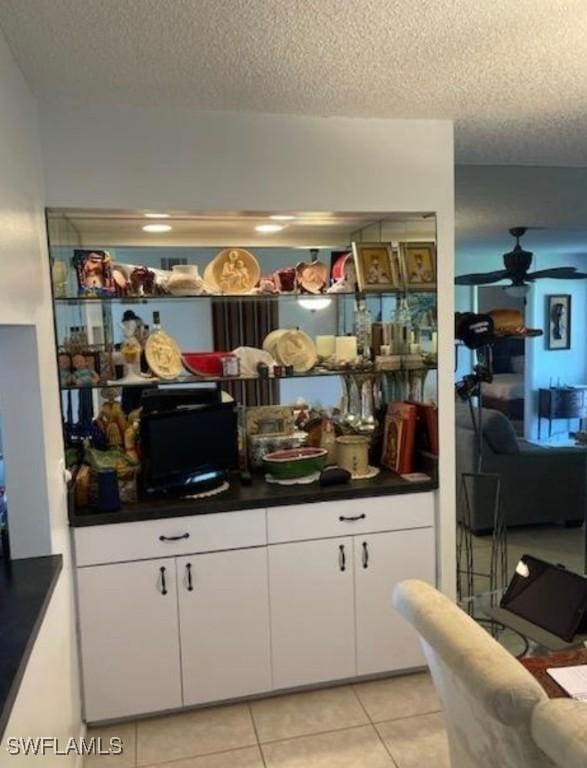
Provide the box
[0,29,81,759]
[41,106,456,595]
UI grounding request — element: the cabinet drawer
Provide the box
[74,509,266,566]
[267,492,434,544]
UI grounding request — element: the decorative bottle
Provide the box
[353,298,372,359]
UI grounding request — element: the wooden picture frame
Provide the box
[546,294,571,350]
[400,242,437,291]
[352,242,401,292]
[245,405,295,437]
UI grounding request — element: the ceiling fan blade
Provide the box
[455,270,509,286]
[526,267,587,280]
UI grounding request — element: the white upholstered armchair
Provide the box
[531,699,587,768]
[393,579,556,768]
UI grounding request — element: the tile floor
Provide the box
[460,522,584,597]
[86,671,449,768]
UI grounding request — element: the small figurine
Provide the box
[129,266,156,296]
[58,353,73,387]
[71,354,100,387]
[111,312,149,384]
[96,388,127,450]
[254,275,279,294]
[123,408,141,465]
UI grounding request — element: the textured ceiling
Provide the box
[1,0,587,165]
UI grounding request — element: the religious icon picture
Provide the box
[352,242,401,292]
[400,242,437,291]
[546,294,571,350]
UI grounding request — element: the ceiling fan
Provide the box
[455,227,587,294]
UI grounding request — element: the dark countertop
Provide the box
[0,555,63,739]
[70,470,438,527]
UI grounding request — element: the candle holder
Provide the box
[340,373,361,427]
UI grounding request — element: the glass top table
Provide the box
[459,590,587,659]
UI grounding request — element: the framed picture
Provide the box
[400,242,437,291]
[546,294,571,350]
[352,242,401,292]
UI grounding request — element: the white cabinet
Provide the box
[74,495,437,720]
[177,548,271,706]
[77,558,182,722]
[268,538,356,689]
[354,528,436,676]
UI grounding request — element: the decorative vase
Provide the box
[52,260,68,298]
[336,435,370,478]
[167,264,205,296]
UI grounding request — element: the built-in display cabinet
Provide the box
[47,210,439,722]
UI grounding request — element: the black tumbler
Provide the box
[97,469,121,512]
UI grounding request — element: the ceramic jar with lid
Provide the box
[167,264,205,296]
[336,435,370,478]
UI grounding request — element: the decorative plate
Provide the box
[275,329,317,373]
[206,248,261,294]
[145,330,183,380]
[296,260,328,294]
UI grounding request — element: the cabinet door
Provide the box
[177,548,271,706]
[76,558,182,721]
[354,528,435,676]
[269,538,355,689]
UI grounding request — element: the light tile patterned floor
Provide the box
[86,671,448,768]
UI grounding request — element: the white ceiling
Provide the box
[455,165,587,264]
[1,0,587,165]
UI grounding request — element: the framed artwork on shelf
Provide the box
[352,242,401,292]
[546,294,571,350]
[400,242,437,291]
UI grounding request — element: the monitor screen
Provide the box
[501,555,587,642]
[142,403,238,486]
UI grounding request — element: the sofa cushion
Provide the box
[482,409,520,454]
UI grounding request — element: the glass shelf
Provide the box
[60,365,438,391]
[53,289,436,305]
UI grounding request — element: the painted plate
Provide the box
[145,330,183,380]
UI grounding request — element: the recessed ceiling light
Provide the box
[142,224,172,233]
[255,224,283,234]
[144,212,170,219]
[270,215,296,221]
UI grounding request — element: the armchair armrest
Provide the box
[532,699,587,768]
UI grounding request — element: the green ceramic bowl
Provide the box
[264,447,328,479]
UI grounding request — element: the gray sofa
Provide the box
[456,402,587,533]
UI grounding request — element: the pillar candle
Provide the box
[316,335,336,357]
[335,335,358,360]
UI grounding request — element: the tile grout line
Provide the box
[257,722,378,747]
[247,702,268,768]
[369,707,442,726]
[349,685,400,768]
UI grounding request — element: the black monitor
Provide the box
[140,402,238,497]
[501,555,587,642]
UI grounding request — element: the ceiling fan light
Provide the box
[503,284,530,298]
